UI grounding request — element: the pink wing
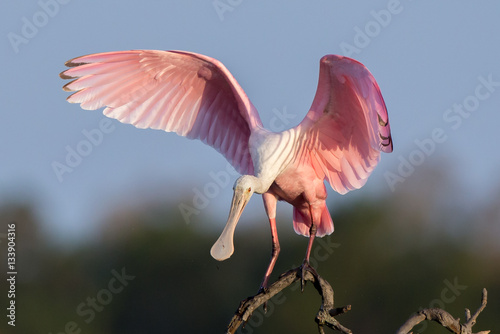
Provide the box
[60,50,263,175]
[296,55,393,195]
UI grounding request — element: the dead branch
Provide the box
[396,288,489,334]
[226,263,351,334]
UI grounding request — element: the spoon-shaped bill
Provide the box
[210,189,251,261]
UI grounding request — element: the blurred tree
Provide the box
[0,165,498,333]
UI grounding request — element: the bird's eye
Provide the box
[247,187,251,193]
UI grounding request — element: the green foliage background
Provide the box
[1,171,499,334]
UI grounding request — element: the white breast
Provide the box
[249,127,300,188]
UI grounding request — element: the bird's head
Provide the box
[210,175,256,261]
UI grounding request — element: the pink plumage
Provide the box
[60,50,392,290]
[298,55,392,195]
[61,50,262,175]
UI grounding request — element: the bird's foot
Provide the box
[257,285,270,313]
[299,260,318,292]
[258,275,270,295]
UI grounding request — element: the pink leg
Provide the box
[301,211,319,291]
[260,217,280,290]
[304,224,317,262]
[260,193,279,291]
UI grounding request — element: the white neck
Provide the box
[249,128,298,194]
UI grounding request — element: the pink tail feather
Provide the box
[293,206,334,237]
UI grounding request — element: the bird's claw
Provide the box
[258,285,269,294]
[299,260,318,292]
[257,285,269,313]
[300,263,307,292]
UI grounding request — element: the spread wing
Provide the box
[60,50,263,175]
[295,55,393,194]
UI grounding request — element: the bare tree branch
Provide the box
[396,288,489,334]
[226,264,351,334]
[225,265,489,334]
[464,288,488,330]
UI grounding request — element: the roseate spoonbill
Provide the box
[60,50,392,290]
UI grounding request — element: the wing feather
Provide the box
[60,50,263,175]
[295,55,393,194]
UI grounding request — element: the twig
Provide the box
[395,308,460,334]
[463,289,488,329]
[395,288,489,334]
[225,264,351,334]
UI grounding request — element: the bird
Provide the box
[60,50,393,291]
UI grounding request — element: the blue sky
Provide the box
[2,1,499,245]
